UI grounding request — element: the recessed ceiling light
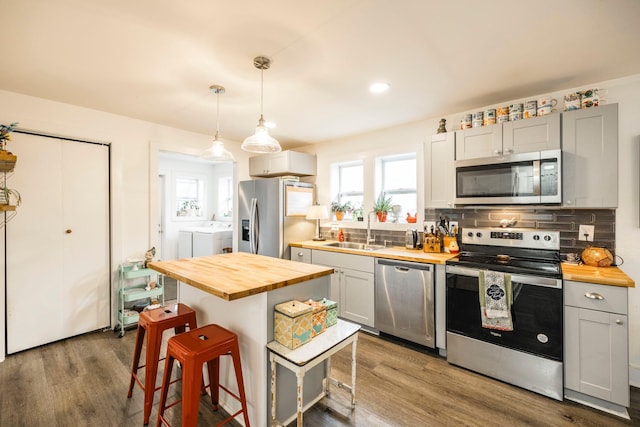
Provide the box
[369,82,390,93]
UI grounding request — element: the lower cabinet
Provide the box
[564,280,629,410]
[311,250,375,328]
[289,247,312,263]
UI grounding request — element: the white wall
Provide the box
[305,74,640,387]
[0,89,251,361]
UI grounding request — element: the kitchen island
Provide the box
[148,252,334,427]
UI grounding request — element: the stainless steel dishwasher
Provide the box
[375,258,435,348]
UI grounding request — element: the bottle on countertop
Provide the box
[338,228,345,242]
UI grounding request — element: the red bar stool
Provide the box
[156,324,251,427]
[127,303,198,425]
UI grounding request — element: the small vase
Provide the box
[335,211,344,221]
[376,212,387,222]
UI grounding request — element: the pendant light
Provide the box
[201,84,235,162]
[241,56,282,153]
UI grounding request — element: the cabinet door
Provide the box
[455,125,502,160]
[425,132,455,208]
[562,104,618,208]
[565,306,629,406]
[248,155,270,176]
[503,113,560,154]
[340,268,375,327]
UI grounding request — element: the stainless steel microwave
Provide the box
[454,149,561,205]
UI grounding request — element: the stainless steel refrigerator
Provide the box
[238,178,315,259]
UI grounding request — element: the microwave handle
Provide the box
[532,159,540,196]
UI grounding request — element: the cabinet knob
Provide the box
[584,292,604,300]
[297,252,304,257]
[504,148,513,154]
[565,200,573,205]
[493,150,502,155]
[616,319,624,325]
[65,229,73,234]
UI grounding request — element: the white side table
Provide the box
[266,319,360,427]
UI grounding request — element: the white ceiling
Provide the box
[3,0,640,150]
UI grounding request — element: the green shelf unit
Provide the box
[115,263,165,337]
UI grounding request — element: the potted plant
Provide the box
[0,186,21,207]
[330,200,351,221]
[0,122,19,172]
[373,192,393,222]
[351,202,364,222]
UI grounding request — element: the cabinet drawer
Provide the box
[564,280,627,314]
[311,250,374,273]
[290,247,312,263]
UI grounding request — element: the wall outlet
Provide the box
[578,224,595,241]
[424,221,436,233]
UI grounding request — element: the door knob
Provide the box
[65,229,73,234]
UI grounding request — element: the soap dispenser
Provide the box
[338,228,345,242]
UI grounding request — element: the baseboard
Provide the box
[564,389,629,420]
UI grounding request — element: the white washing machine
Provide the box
[178,222,233,258]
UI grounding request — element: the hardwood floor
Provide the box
[0,327,637,426]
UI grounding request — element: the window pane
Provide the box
[340,164,363,193]
[383,158,416,190]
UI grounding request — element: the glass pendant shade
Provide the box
[242,56,282,153]
[241,115,281,153]
[201,85,235,162]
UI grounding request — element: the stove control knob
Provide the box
[467,232,473,238]
[476,232,483,238]
[544,235,551,241]
[533,235,540,241]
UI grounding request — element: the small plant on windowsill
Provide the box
[351,203,364,222]
[330,200,351,221]
[373,193,393,223]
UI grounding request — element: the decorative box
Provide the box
[306,299,327,337]
[274,300,313,349]
[320,297,338,327]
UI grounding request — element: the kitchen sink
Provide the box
[322,242,386,251]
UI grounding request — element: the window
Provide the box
[379,153,417,221]
[334,161,364,219]
[217,176,233,218]
[175,176,204,217]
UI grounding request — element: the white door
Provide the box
[6,133,110,354]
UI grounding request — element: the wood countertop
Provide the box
[290,240,457,265]
[561,262,635,288]
[148,252,334,301]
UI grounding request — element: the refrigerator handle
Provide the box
[250,197,259,254]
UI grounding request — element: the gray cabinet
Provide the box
[455,124,502,160]
[562,103,618,208]
[311,250,375,328]
[289,247,312,264]
[456,114,560,160]
[249,150,317,177]
[564,280,629,410]
[425,132,455,208]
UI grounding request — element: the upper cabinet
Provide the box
[425,132,455,208]
[456,114,560,160]
[249,150,317,177]
[562,103,618,208]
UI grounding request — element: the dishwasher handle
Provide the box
[376,258,432,272]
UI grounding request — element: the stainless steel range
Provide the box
[445,227,563,400]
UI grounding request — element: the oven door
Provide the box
[446,265,562,361]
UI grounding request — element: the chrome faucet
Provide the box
[366,210,376,245]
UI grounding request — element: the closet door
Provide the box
[6,133,109,354]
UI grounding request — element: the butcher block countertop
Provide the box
[561,262,635,288]
[148,252,334,301]
[290,240,457,265]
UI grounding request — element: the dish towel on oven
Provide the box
[479,270,513,331]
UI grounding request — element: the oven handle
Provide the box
[446,265,562,289]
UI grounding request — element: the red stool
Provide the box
[128,303,198,425]
[156,324,251,427]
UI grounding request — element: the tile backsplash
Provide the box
[428,207,616,259]
[319,207,617,261]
